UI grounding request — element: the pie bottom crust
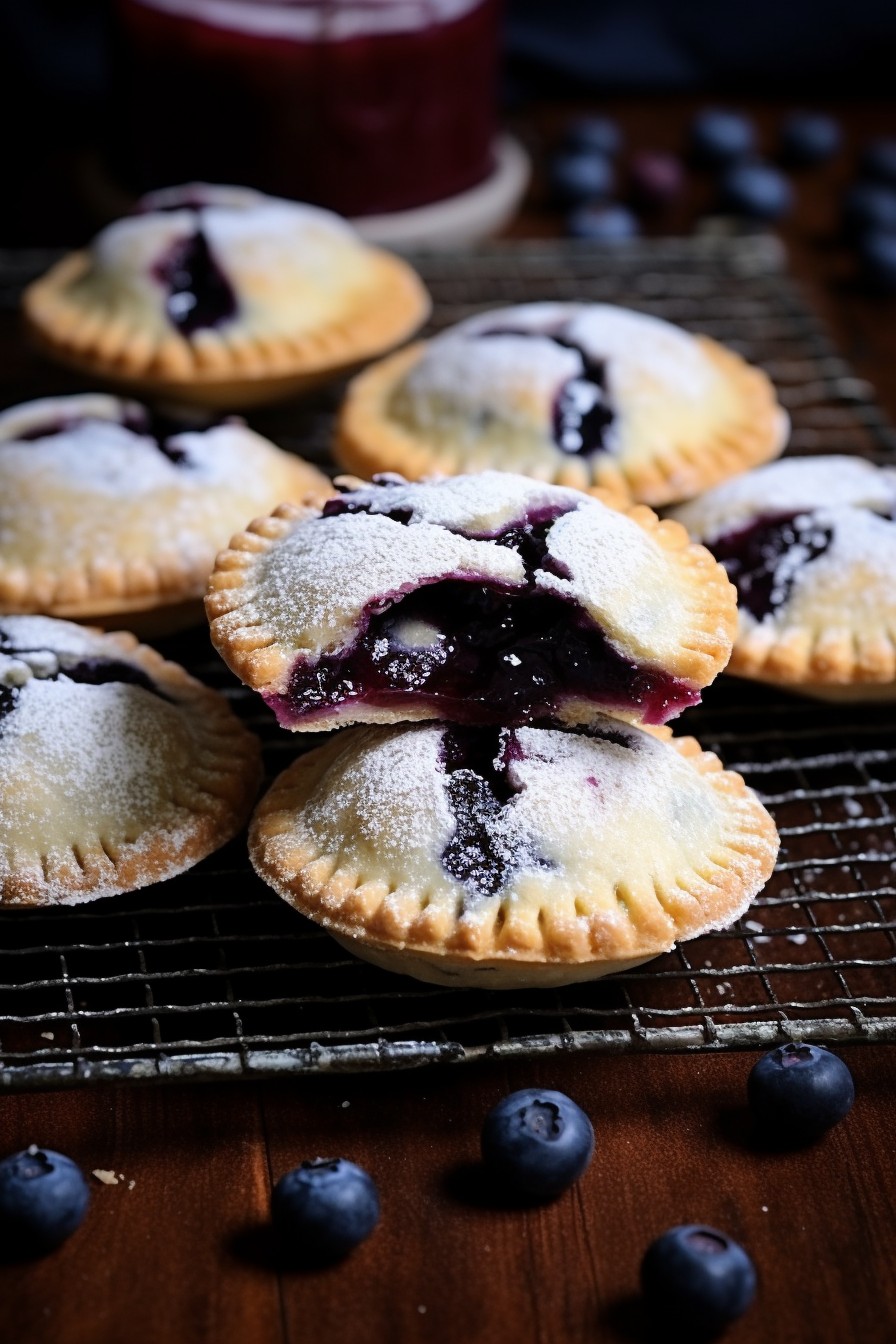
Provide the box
[334,336,788,510]
[249,724,779,989]
[0,628,262,906]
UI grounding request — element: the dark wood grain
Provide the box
[1,98,896,1344]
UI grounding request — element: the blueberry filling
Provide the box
[269,517,697,729]
[479,327,614,457]
[154,230,236,335]
[6,406,217,468]
[440,725,547,897]
[0,642,167,724]
[708,510,834,619]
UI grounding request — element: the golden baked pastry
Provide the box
[23,183,430,408]
[249,716,778,988]
[206,471,736,732]
[668,455,896,698]
[336,301,789,507]
[0,392,332,631]
[0,616,261,906]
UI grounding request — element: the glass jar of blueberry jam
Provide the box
[108,0,501,217]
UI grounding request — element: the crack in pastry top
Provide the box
[290,718,745,917]
[69,184,380,341]
[669,456,896,627]
[391,302,718,461]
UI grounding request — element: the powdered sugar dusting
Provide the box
[331,472,584,534]
[253,508,526,658]
[0,678,195,867]
[0,616,109,659]
[669,455,896,544]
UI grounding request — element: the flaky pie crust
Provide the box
[23,248,430,409]
[0,627,261,906]
[248,723,779,987]
[334,334,788,508]
[205,495,737,730]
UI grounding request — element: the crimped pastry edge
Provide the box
[727,614,896,690]
[247,727,779,986]
[0,626,262,907]
[22,248,431,408]
[333,333,788,508]
[0,457,332,624]
[204,496,738,728]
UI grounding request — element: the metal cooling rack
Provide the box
[1,235,895,1092]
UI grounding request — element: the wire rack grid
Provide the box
[0,235,895,1092]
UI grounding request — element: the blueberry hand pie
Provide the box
[23,184,430,408]
[0,616,261,906]
[336,302,788,506]
[206,472,736,731]
[669,455,896,697]
[249,717,778,987]
[0,393,331,631]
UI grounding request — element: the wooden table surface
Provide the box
[3,98,896,1344]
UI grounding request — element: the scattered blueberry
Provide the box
[566,202,640,240]
[861,231,896,292]
[748,1043,855,1138]
[691,109,756,167]
[719,162,793,221]
[271,1158,380,1260]
[781,112,842,166]
[481,1088,594,1201]
[563,115,622,159]
[642,1225,757,1333]
[843,182,896,237]
[629,150,684,208]
[549,150,615,207]
[861,138,896,186]
[0,1146,90,1254]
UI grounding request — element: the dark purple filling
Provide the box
[0,641,167,725]
[153,230,236,335]
[268,514,697,729]
[439,720,641,897]
[709,510,834,620]
[478,327,614,458]
[7,406,223,468]
[440,725,531,897]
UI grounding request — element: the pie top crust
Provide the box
[249,716,779,982]
[0,615,261,906]
[0,393,332,621]
[206,471,737,731]
[669,455,896,687]
[22,184,430,407]
[335,301,789,507]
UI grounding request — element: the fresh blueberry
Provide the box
[748,1043,855,1138]
[691,110,756,167]
[549,150,615,206]
[481,1088,594,1200]
[272,1158,379,1259]
[0,1145,90,1254]
[861,231,896,292]
[780,112,842,167]
[642,1225,756,1333]
[563,116,622,159]
[566,202,640,240]
[629,150,684,208]
[861,138,896,186]
[843,182,896,237]
[719,162,793,221]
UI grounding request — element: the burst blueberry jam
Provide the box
[709,510,833,620]
[479,328,614,457]
[440,725,531,897]
[154,230,236,335]
[268,509,698,729]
